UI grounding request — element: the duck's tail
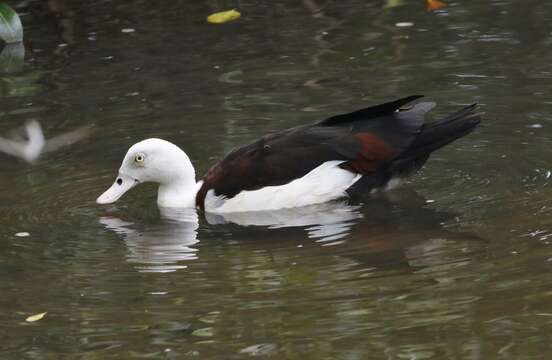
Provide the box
[406,103,482,157]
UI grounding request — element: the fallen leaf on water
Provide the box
[427,0,447,11]
[25,312,47,322]
[395,22,414,28]
[199,314,218,324]
[207,9,241,24]
[191,327,213,337]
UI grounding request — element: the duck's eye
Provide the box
[134,153,145,165]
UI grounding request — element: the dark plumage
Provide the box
[196,96,481,210]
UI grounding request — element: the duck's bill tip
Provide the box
[96,193,116,204]
[96,174,137,205]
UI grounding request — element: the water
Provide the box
[2,0,552,358]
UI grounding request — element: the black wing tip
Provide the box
[405,95,424,101]
[468,112,484,127]
[319,95,427,126]
[464,104,484,122]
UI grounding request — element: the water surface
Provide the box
[2,1,552,359]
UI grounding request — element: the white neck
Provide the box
[157,179,199,208]
[153,147,199,208]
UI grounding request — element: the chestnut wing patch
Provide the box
[342,133,401,174]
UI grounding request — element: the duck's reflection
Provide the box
[334,191,483,271]
[100,202,364,272]
[206,189,483,272]
[205,201,363,241]
[99,190,482,274]
[99,208,199,273]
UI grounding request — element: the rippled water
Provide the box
[2,0,552,359]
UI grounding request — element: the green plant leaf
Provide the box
[0,3,23,44]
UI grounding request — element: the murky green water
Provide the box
[2,0,552,358]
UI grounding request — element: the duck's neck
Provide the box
[156,155,199,208]
[157,180,199,208]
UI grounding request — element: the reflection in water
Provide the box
[0,43,24,73]
[211,189,483,275]
[340,190,484,273]
[100,203,364,272]
[0,120,92,163]
[100,190,483,276]
[99,208,199,273]
[206,201,363,242]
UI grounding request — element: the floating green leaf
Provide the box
[0,3,23,44]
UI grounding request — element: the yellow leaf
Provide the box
[427,0,447,11]
[25,312,47,322]
[207,9,241,24]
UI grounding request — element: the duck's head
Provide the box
[96,138,196,206]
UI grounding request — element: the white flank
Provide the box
[204,161,362,213]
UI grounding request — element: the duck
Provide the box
[96,96,481,213]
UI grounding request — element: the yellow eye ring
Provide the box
[134,153,145,165]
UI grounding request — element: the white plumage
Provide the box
[204,160,361,213]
